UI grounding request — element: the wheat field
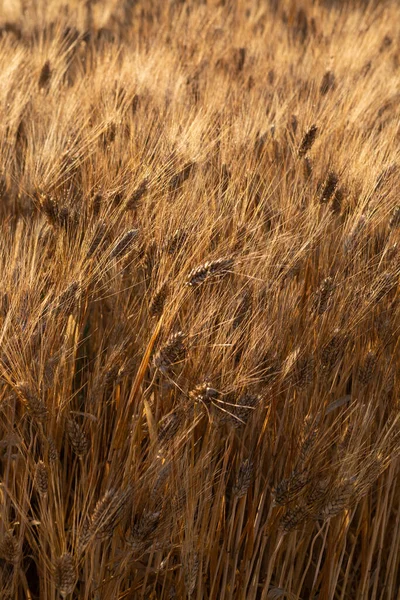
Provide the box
[0,0,399,598]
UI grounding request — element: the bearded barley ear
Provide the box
[39,193,59,225]
[91,190,103,216]
[289,113,298,135]
[320,171,339,203]
[371,271,397,303]
[77,518,91,555]
[389,205,400,229]
[125,178,148,210]
[35,460,49,497]
[149,282,169,317]
[57,205,78,231]
[16,382,48,423]
[357,350,377,386]
[184,552,199,598]
[254,132,267,159]
[54,553,76,598]
[110,229,138,259]
[298,426,318,464]
[66,417,89,457]
[170,162,196,190]
[233,290,252,329]
[86,221,107,258]
[128,509,161,551]
[0,531,19,564]
[311,277,334,314]
[279,505,310,532]
[38,59,51,90]
[89,488,129,540]
[189,382,220,405]
[331,186,343,214]
[186,257,234,287]
[43,356,59,389]
[142,240,159,282]
[153,462,172,493]
[47,435,59,462]
[55,281,80,315]
[304,478,330,511]
[153,331,187,374]
[298,124,318,157]
[321,329,343,370]
[233,459,253,498]
[316,479,356,520]
[272,469,309,506]
[303,156,312,180]
[344,215,367,253]
[320,70,335,95]
[291,354,314,388]
[164,228,188,254]
[295,8,308,44]
[231,393,259,427]
[233,46,246,72]
[374,163,397,192]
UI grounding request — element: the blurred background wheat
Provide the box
[0,0,399,598]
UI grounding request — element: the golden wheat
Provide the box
[0,0,399,598]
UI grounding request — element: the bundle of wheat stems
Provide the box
[0,0,399,598]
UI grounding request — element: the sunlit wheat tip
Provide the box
[186,257,234,286]
[189,382,220,405]
[110,229,138,259]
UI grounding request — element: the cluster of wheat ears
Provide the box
[0,0,399,598]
